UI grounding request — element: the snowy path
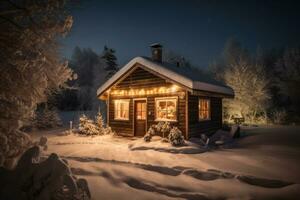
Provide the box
[30,126,300,200]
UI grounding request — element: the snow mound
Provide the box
[128,138,206,154]
[0,146,91,200]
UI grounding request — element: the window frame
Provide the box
[114,99,130,121]
[155,96,178,122]
[198,98,211,121]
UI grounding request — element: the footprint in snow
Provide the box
[65,156,294,189]
[237,175,294,188]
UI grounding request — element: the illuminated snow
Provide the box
[30,126,300,200]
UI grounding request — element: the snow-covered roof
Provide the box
[97,56,234,97]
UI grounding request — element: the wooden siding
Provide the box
[188,93,222,138]
[113,65,168,89]
[108,65,187,137]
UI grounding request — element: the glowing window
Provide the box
[136,102,146,120]
[114,99,130,120]
[199,99,210,120]
[155,97,177,121]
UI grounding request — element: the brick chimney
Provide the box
[150,43,162,62]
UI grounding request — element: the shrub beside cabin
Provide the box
[97,44,234,138]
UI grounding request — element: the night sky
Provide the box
[63,0,300,68]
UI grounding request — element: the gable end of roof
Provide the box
[97,56,234,97]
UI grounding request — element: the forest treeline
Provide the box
[55,40,300,125]
[210,39,300,124]
[52,45,118,111]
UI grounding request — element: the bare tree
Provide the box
[223,58,269,123]
[212,39,269,124]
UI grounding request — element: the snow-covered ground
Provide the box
[29,126,300,200]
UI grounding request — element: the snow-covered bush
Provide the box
[150,122,171,137]
[144,122,173,143]
[168,127,185,146]
[104,126,115,135]
[143,126,156,142]
[145,122,184,144]
[0,130,32,169]
[78,113,114,136]
[155,122,164,133]
[34,107,62,129]
[161,122,171,137]
[78,115,99,136]
[148,126,156,136]
[0,146,91,200]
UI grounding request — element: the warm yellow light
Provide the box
[110,85,180,97]
[171,85,178,92]
[158,87,165,93]
[139,89,145,95]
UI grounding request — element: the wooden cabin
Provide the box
[97,44,234,138]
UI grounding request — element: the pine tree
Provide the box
[96,111,112,135]
[78,115,99,136]
[35,105,62,129]
[101,45,118,79]
[0,0,73,168]
[95,112,104,131]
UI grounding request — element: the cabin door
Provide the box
[134,100,147,137]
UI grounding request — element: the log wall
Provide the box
[188,93,222,137]
[108,64,186,137]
